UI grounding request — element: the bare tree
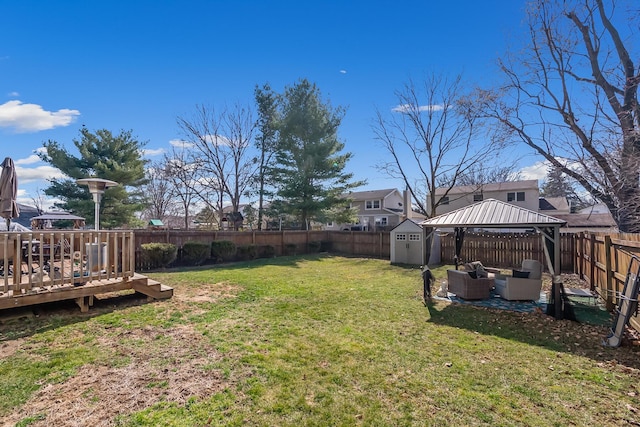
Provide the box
[454,163,522,187]
[177,104,257,230]
[141,161,177,221]
[163,145,201,229]
[29,188,47,214]
[478,0,640,232]
[373,73,503,217]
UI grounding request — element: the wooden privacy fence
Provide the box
[573,233,640,329]
[439,231,576,273]
[133,230,391,269]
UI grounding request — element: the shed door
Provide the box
[396,233,423,265]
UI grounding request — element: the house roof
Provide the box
[551,213,617,228]
[148,219,164,226]
[434,180,539,196]
[345,188,397,200]
[420,198,566,228]
[539,197,570,211]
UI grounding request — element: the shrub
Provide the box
[140,243,177,270]
[284,243,297,256]
[181,241,210,266]
[260,245,276,258]
[211,240,236,262]
[320,241,332,252]
[236,244,258,261]
[308,241,321,253]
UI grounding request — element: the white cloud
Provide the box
[339,70,347,74]
[16,193,62,211]
[8,91,19,97]
[0,100,80,133]
[519,157,583,183]
[15,154,42,165]
[141,147,165,156]
[392,104,445,114]
[15,165,65,184]
[169,139,194,148]
[204,134,231,146]
[519,161,549,181]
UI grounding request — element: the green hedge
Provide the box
[308,241,322,252]
[236,244,258,261]
[284,243,297,256]
[140,243,177,270]
[211,240,236,262]
[181,241,210,266]
[260,245,276,258]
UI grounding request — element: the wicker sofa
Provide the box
[447,269,494,300]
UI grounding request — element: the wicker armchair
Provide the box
[447,269,493,300]
[494,259,543,301]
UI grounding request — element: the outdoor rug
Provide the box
[435,290,547,313]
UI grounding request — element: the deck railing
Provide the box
[0,230,135,294]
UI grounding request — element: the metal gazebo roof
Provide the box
[419,198,566,228]
[31,212,86,221]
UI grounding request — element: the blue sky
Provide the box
[0,0,546,209]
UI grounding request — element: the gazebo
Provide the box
[30,212,86,230]
[420,198,571,319]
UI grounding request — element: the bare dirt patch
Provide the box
[2,283,243,426]
[3,324,229,427]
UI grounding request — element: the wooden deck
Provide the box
[0,230,172,312]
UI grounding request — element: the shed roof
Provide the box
[390,218,423,232]
[420,198,566,228]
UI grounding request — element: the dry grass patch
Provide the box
[0,282,244,426]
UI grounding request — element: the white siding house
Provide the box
[426,180,540,216]
[327,188,407,231]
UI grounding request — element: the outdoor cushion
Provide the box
[512,269,530,278]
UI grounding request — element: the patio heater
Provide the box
[76,178,118,272]
[76,178,118,231]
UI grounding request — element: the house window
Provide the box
[365,199,381,210]
[375,216,388,226]
[326,221,334,227]
[396,234,406,241]
[473,194,483,202]
[507,192,525,202]
[409,234,421,241]
[440,196,449,205]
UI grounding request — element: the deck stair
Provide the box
[0,273,173,313]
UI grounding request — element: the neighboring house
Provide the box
[541,198,618,233]
[220,205,245,230]
[327,188,411,231]
[539,196,571,214]
[426,180,540,217]
[14,203,41,229]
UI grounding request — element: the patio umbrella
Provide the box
[0,157,20,229]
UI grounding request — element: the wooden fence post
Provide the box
[589,233,596,290]
[604,235,615,311]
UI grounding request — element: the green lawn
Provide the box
[1,255,639,426]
